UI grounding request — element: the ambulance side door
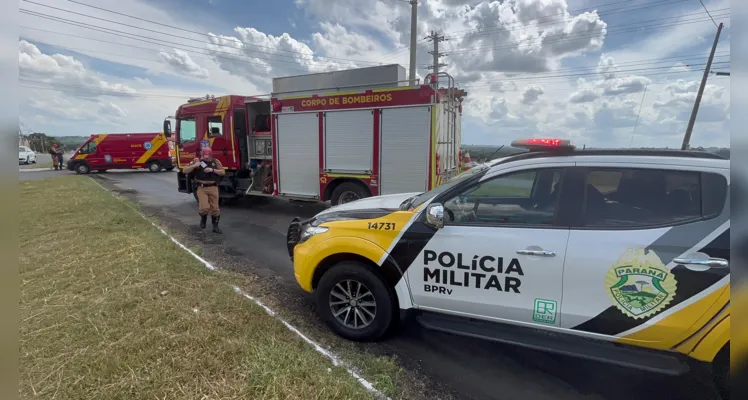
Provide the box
[405,163,573,328]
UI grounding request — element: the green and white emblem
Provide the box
[604,249,678,319]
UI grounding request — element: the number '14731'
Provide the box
[367,222,396,230]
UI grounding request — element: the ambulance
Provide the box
[67,132,174,174]
[164,66,466,206]
[286,138,731,399]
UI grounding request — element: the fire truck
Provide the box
[163,66,466,206]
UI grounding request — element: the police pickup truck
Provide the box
[286,138,731,398]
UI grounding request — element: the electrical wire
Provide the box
[699,0,718,27]
[24,0,384,66]
[20,26,313,75]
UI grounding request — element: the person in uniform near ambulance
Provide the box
[181,146,225,233]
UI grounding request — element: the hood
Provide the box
[315,192,422,219]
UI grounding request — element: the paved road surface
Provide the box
[41,171,723,400]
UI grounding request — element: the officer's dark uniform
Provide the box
[183,151,224,233]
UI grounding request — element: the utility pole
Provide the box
[408,0,418,86]
[425,31,447,88]
[681,22,723,150]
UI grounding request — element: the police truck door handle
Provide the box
[673,257,729,268]
[516,249,556,257]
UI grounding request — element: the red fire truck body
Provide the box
[166,77,465,206]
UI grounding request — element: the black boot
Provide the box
[212,215,222,234]
[199,214,207,229]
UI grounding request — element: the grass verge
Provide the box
[20,162,53,169]
[19,176,386,400]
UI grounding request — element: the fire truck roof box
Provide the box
[272,64,407,97]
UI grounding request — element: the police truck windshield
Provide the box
[404,164,491,210]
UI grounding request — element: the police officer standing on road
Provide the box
[181,146,225,233]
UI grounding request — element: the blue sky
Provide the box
[17,0,731,148]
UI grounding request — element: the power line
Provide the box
[20,79,198,99]
[19,8,387,70]
[699,0,718,27]
[19,11,340,72]
[20,26,312,75]
[24,0,384,66]
[461,63,730,88]
[456,53,729,82]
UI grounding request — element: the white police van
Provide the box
[287,138,731,399]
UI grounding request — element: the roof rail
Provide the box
[499,148,726,164]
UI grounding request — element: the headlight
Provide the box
[299,226,328,244]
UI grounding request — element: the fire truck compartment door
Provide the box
[380,106,431,195]
[324,110,373,173]
[276,112,320,197]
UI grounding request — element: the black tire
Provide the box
[713,344,729,400]
[330,181,370,206]
[315,262,395,341]
[75,163,90,174]
[147,161,162,173]
[165,167,175,172]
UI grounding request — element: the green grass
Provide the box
[19,176,388,400]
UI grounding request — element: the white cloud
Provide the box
[16,0,730,149]
[158,49,210,79]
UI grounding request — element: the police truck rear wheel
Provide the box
[148,161,162,172]
[316,262,395,341]
[330,182,369,206]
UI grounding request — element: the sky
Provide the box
[14,0,731,148]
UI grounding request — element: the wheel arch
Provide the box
[690,314,730,362]
[311,251,411,312]
[323,177,371,202]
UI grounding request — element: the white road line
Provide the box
[88,177,390,400]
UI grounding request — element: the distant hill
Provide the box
[53,136,89,151]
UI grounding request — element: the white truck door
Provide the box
[380,106,431,195]
[276,112,320,197]
[405,166,571,327]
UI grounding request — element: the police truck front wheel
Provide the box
[315,262,395,342]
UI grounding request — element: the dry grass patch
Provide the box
[19,176,383,400]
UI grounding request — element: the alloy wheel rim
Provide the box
[329,280,377,330]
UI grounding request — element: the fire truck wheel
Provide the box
[330,182,369,206]
[315,261,395,342]
[147,161,162,173]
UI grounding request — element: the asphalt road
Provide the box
[42,170,722,400]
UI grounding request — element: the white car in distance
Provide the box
[19,146,37,165]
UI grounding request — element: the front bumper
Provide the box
[286,217,304,260]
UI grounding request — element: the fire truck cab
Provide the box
[165,66,466,206]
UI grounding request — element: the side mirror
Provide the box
[163,119,172,138]
[425,203,444,229]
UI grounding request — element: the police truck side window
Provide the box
[207,116,222,138]
[583,168,702,227]
[443,168,563,226]
[179,118,197,144]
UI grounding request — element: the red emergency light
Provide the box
[511,138,574,151]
